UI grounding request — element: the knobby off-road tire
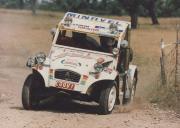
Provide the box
[22,74,41,110]
[99,82,117,115]
[129,78,137,102]
[123,76,137,104]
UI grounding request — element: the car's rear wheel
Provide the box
[129,78,137,102]
[99,82,117,114]
[22,74,41,110]
[123,76,137,104]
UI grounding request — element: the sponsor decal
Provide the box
[104,68,113,74]
[80,75,88,85]
[55,80,75,90]
[49,75,53,79]
[38,65,43,70]
[53,52,92,61]
[61,59,81,67]
[82,75,88,80]
[49,69,54,79]
[78,24,89,29]
[78,25,99,32]
[97,58,105,64]
[70,24,99,32]
[80,81,86,85]
[65,12,123,26]
[95,26,105,29]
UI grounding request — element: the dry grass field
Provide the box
[0,9,180,128]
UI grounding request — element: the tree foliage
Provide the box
[0,0,179,28]
[1,0,179,17]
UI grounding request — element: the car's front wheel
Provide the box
[22,74,41,110]
[99,82,117,114]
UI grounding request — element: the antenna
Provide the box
[160,38,164,49]
[177,24,180,44]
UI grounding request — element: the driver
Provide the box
[72,32,100,50]
[72,32,88,49]
[72,32,86,42]
[56,31,86,47]
[100,36,116,53]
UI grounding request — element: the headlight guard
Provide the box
[26,57,37,68]
[35,52,46,64]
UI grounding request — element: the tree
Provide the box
[118,0,159,29]
[31,0,37,15]
[118,0,140,29]
[142,0,159,24]
[19,0,24,9]
[61,0,82,12]
[156,0,180,17]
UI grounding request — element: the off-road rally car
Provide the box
[22,12,138,114]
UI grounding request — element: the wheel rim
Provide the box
[108,86,116,111]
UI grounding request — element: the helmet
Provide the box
[72,32,86,41]
[100,36,115,47]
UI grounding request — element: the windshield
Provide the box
[55,30,117,53]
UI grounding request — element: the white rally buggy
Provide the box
[22,12,138,114]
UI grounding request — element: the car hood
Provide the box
[49,45,114,75]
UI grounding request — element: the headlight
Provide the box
[94,63,104,72]
[112,48,119,55]
[26,57,37,67]
[35,52,46,64]
[64,16,73,27]
[120,40,129,48]
[109,23,118,34]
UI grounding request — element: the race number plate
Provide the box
[55,80,75,90]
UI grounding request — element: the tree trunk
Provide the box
[31,0,37,15]
[130,12,138,29]
[146,0,159,25]
[149,8,159,24]
[19,0,24,9]
[118,0,139,29]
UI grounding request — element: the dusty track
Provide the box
[0,9,180,128]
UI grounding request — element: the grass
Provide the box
[0,8,180,112]
[148,79,180,113]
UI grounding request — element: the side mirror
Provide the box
[120,40,129,48]
[50,28,56,37]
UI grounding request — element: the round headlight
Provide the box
[64,16,73,27]
[112,48,119,55]
[36,52,46,64]
[94,63,104,72]
[109,23,118,34]
[120,40,129,48]
[26,57,37,67]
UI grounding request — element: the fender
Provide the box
[128,64,138,81]
[32,58,50,87]
[32,66,49,87]
[80,70,118,94]
[32,69,46,88]
[96,70,118,81]
[86,80,116,98]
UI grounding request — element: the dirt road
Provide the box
[0,9,180,128]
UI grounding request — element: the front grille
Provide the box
[54,69,81,83]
